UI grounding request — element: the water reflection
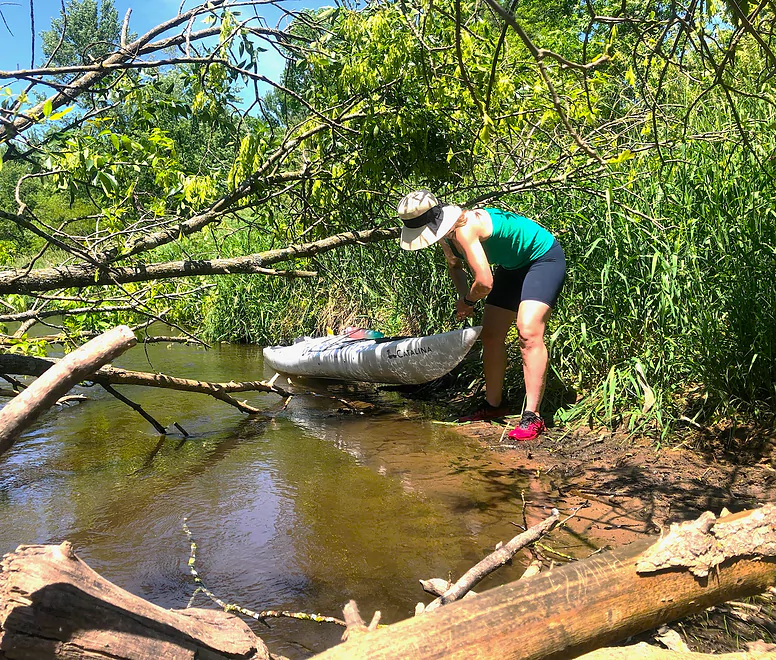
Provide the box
[0,341,548,658]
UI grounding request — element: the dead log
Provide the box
[312,506,776,660]
[0,353,293,417]
[0,325,136,457]
[0,541,269,659]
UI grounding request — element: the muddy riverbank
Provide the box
[442,412,776,653]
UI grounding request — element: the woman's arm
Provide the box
[440,240,470,299]
[455,217,493,302]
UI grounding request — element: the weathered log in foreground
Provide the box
[0,326,137,457]
[0,509,773,659]
[0,541,270,659]
[315,506,776,660]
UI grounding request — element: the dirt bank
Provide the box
[455,419,776,546]
[451,416,776,653]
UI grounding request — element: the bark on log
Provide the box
[0,325,137,457]
[312,506,776,660]
[0,541,269,659]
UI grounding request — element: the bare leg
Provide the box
[481,304,517,407]
[516,300,552,413]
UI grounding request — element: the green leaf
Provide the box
[48,106,73,121]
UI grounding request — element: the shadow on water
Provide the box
[0,340,593,659]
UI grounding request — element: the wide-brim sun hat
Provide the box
[397,190,461,251]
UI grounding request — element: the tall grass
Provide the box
[542,135,776,435]
[195,228,462,344]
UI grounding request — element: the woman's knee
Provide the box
[481,322,509,348]
[516,301,551,348]
[516,318,545,349]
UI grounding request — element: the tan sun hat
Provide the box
[397,190,461,251]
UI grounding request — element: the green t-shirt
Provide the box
[481,208,555,269]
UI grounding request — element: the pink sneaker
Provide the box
[508,411,546,441]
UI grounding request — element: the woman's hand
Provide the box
[456,297,475,321]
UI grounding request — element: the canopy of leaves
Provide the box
[41,0,121,68]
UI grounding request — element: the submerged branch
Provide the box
[183,519,347,627]
[0,353,292,419]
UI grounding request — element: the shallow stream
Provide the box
[0,340,589,658]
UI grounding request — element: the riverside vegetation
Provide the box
[0,0,774,441]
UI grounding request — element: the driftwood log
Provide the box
[313,506,776,660]
[0,541,270,659]
[0,509,774,659]
[0,325,137,457]
[0,353,291,410]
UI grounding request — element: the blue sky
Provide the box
[0,0,328,89]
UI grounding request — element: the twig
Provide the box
[421,508,561,612]
[182,518,346,627]
[99,382,167,434]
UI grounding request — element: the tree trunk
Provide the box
[0,541,269,659]
[0,228,398,295]
[313,506,776,660]
[0,325,137,457]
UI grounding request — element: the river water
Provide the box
[0,340,579,658]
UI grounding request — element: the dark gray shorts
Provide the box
[486,240,566,312]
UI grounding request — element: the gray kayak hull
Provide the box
[263,326,482,384]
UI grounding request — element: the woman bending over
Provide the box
[397,190,566,440]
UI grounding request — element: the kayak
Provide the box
[263,326,482,384]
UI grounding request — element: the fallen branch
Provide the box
[140,335,205,345]
[99,382,167,434]
[0,227,398,295]
[420,508,560,612]
[93,366,267,414]
[0,326,136,457]
[0,353,292,417]
[417,564,548,604]
[313,507,776,660]
[419,578,477,598]
[12,318,37,337]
